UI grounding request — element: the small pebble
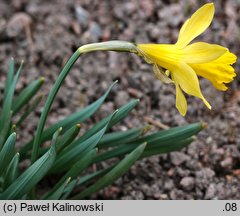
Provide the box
[180,177,195,191]
[75,6,89,25]
[170,152,189,166]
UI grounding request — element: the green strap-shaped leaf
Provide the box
[3,153,19,189]
[41,80,118,139]
[76,166,113,187]
[94,143,139,163]
[48,100,139,172]
[44,148,96,199]
[52,129,104,172]
[0,130,58,200]
[60,179,78,200]
[19,81,118,156]
[98,126,148,149]
[94,123,203,163]
[0,62,23,149]
[55,148,96,190]
[3,58,14,102]
[33,124,81,158]
[131,122,203,146]
[50,111,117,173]
[62,99,140,154]
[45,177,71,200]
[141,138,194,158]
[12,77,45,114]
[0,133,16,176]
[72,142,147,199]
[109,99,140,128]
[56,124,81,153]
[15,95,43,127]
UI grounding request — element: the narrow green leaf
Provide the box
[3,58,14,102]
[141,138,194,158]
[41,80,118,139]
[63,99,140,154]
[131,122,203,146]
[0,133,16,176]
[55,148,96,189]
[72,142,147,199]
[0,62,23,149]
[19,81,118,157]
[12,77,45,114]
[108,99,140,128]
[21,98,138,160]
[15,95,43,127]
[76,166,113,186]
[98,126,148,149]
[60,179,78,200]
[45,177,71,200]
[51,129,103,172]
[33,124,81,158]
[45,148,96,199]
[56,124,81,153]
[94,123,203,163]
[3,153,20,189]
[50,111,116,173]
[94,143,140,163]
[0,130,58,200]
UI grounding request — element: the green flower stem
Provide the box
[30,51,81,164]
[31,41,137,164]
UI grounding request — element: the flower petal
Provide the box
[172,74,187,116]
[182,42,227,63]
[190,51,237,91]
[176,3,215,48]
[137,44,181,68]
[172,62,211,109]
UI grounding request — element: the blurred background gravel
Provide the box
[0,0,240,199]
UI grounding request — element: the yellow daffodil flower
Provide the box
[137,3,237,116]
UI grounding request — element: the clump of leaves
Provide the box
[0,58,204,200]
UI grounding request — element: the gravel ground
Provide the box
[0,0,240,199]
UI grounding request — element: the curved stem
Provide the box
[31,41,137,164]
[30,51,81,163]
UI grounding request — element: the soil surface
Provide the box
[0,0,240,199]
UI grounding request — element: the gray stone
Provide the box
[164,180,174,191]
[196,168,215,180]
[170,152,189,166]
[204,183,217,199]
[75,6,89,25]
[220,157,233,168]
[115,91,130,107]
[180,177,195,191]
